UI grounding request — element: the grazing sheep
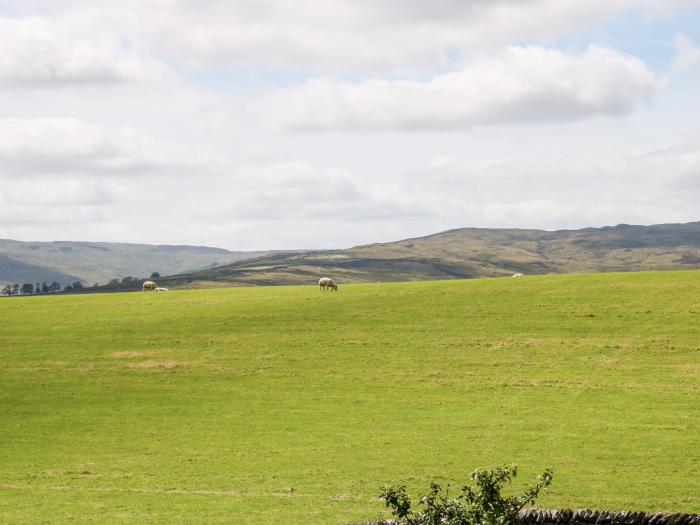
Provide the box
[154,287,169,292]
[142,280,157,291]
[512,273,524,278]
[318,277,338,291]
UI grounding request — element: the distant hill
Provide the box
[7,222,700,292]
[0,254,81,286]
[157,222,700,288]
[0,239,271,286]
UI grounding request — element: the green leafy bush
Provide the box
[379,465,553,525]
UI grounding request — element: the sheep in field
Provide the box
[512,273,524,278]
[318,277,338,291]
[142,280,157,291]
[154,287,169,292]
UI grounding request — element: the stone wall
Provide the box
[518,509,699,524]
[351,509,700,525]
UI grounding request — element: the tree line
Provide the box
[1,272,162,296]
[1,281,86,296]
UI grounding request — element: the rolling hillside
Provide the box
[1,272,698,522]
[0,239,271,286]
[6,221,700,291]
[159,222,700,288]
[0,254,81,286]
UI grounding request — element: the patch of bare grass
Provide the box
[125,360,180,369]
[111,351,154,359]
[679,363,699,377]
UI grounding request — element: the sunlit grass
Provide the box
[1,271,698,523]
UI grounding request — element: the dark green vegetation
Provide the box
[0,239,271,286]
[162,222,700,288]
[0,271,698,523]
[380,466,553,525]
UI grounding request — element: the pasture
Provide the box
[0,271,698,523]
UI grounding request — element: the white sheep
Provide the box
[318,277,338,291]
[512,273,524,278]
[154,287,169,292]
[142,280,157,291]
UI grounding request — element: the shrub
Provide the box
[379,465,553,525]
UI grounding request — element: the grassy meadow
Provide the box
[0,271,699,523]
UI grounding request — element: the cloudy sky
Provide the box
[1,0,699,250]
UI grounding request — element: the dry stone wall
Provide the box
[351,509,700,525]
[518,509,699,524]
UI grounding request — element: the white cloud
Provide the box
[0,118,221,177]
[0,200,112,227]
[2,135,699,249]
[0,0,698,250]
[0,14,168,87]
[164,138,700,248]
[9,0,663,75]
[214,161,430,222]
[0,159,433,248]
[134,0,700,74]
[140,0,643,73]
[0,0,694,85]
[1,178,125,207]
[408,136,700,229]
[641,0,700,15]
[635,140,700,190]
[672,35,700,72]
[258,46,659,132]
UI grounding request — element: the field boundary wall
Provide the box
[351,508,700,525]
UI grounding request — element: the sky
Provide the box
[0,0,699,250]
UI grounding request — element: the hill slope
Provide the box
[160,222,700,287]
[1,272,698,522]
[0,254,81,286]
[0,239,271,286]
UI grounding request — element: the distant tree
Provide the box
[41,281,49,293]
[12,283,20,295]
[49,281,61,292]
[20,283,34,295]
[121,276,136,283]
[108,278,120,287]
[35,282,41,294]
[150,272,160,279]
[64,285,73,292]
[72,281,84,290]
[92,283,99,288]
[1,285,12,296]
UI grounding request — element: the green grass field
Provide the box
[1,271,698,523]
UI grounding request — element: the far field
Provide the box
[0,271,698,523]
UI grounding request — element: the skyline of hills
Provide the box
[157,221,700,288]
[4,221,700,291]
[0,239,271,287]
